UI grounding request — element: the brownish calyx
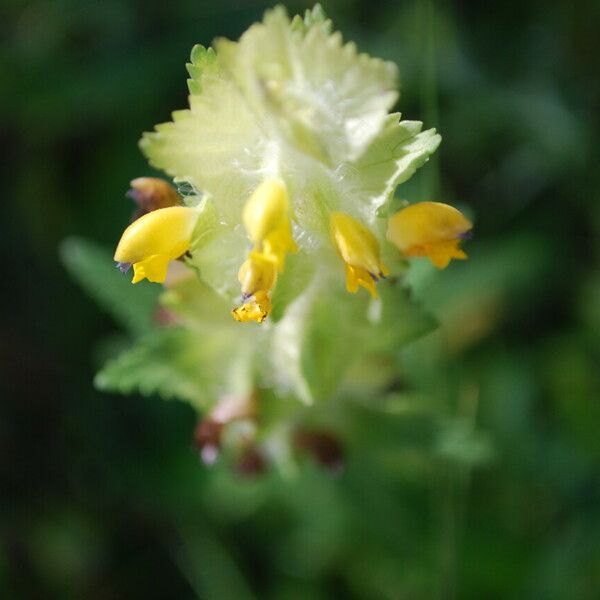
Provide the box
[127,177,181,221]
[192,393,258,466]
[192,418,223,465]
[294,429,344,474]
[235,445,268,477]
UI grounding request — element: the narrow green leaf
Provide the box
[60,236,160,334]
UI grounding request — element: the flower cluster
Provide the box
[115,178,471,318]
[96,5,474,468]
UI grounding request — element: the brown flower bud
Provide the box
[192,419,223,465]
[127,177,181,220]
[235,446,267,477]
[294,430,344,474]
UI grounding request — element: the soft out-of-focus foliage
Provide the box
[1,1,599,599]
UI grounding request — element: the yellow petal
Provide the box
[243,179,290,244]
[238,253,278,297]
[114,205,199,284]
[242,179,297,270]
[330,212,387,296]
[404,239,468,269]
[115,206,198,263]
[386,202,472,253]
[232,291,272,323]
[345,264,379,299]
[261,223,297,271]
[131,255,170,283]
[330,212,386,276]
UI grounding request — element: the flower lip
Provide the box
[232,290,272,324]
[233,254,278,323]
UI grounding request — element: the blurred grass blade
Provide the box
[60,236,160,334]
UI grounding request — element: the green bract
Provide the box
[140,5,440,296]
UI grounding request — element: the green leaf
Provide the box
[94,328,207,408]
[95,278,257,407]
[351,114,442,217]
[301,279,436,400]
[140,48,264,226]
[271,274,437,404]
[290,4,328,33]
[173,524,256,600]
[299,285,367,401]
[368,279,438,352]
[60,237,160,334]
[186,45,220,96]
[216,6,398,165]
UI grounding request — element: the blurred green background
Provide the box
[2,0,599,598]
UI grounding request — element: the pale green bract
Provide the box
[140,5,440,297]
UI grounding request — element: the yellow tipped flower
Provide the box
[242,179,297,270]
[386,202,472,269]
[114,206,199,284]
[232,254,277,323]
[330,212,389,299]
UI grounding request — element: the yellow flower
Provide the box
[386,202,472,269]
[231,179,297,324]
[330,212,389,299]
[232,254,277,323]
[242,179,297,270]
[114,206,199,284]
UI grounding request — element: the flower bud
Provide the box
[127,177,181,219]
[235,445,267,477]
[294,429,344,474]
[192,418,223,465]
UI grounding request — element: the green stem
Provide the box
[418,0,441,200]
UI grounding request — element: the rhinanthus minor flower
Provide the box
[111,3,470,315]
[232,253,278,323]
[386,202,472,269]
[114,205,199,283]
[230,178,297,322]
[330,212,388,298]
[90,5,475,463]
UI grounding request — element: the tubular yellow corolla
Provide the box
[114,205,199,284]
[242,179,297,271]
[330,212,389,299]
[386,202,472,269]
[232,179,297,323]
[232,254,278,323]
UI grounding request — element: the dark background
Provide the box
[1,1,599,598]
